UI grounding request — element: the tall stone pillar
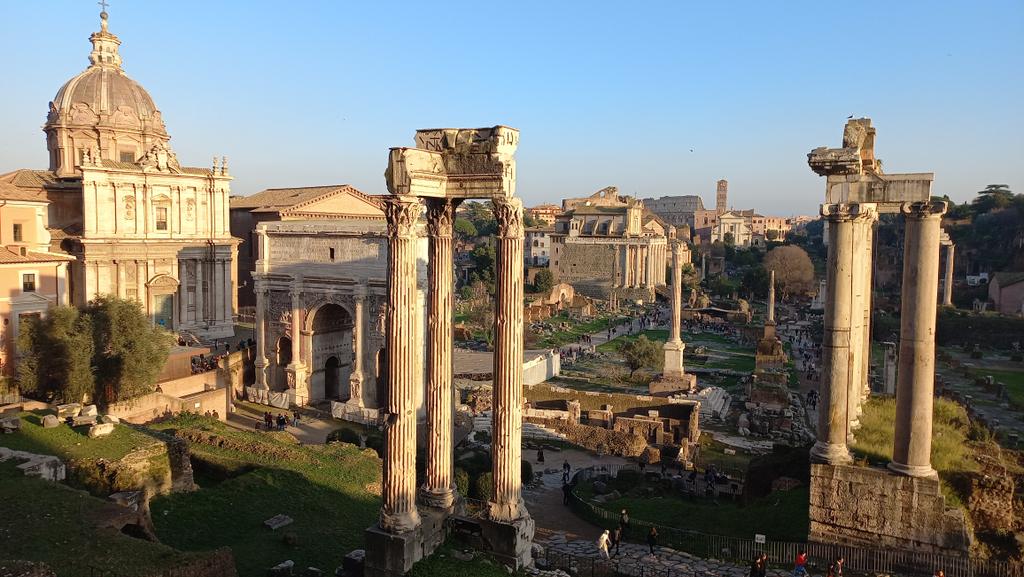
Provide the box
[490,197,529,522]
[890,201,946,478]
[663,242,686,378]
[254,285,268,389]
[348,293,365,407]
[943,243,955,307]
[287,283,308,405]
[636,245,644,288]
[860,216,876,403]
[421,198,458,511]
[379,195,422,534]
[810,203,864,465]
[847,213,872,431]
[767,269,776,323]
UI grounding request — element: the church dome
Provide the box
[44,11,169,176]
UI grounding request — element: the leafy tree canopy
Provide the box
[618,335,660,377]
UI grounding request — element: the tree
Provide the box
[619,335,660,377]
[972,184,1014,214]
[763,245,815,298]
[18,296,172,406]
[533,269,554,293]
[17,306,94,403]
[765,229,779,242]
[741,267,770,299]
[88,296,174,404]
[723,231,735,246]
[454,218,478,239]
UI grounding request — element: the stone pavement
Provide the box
[540,535,791,577]
[226,402,337,445]
[936,350,1024,447]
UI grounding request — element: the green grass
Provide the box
[148,414,382,576]
[695,435,753,473]
[577,478,809,542]
[0,460,208,577]
[536,313,626,348]
[0,410,162,461]
[596,329,669,353]
[968,367,1024,408]
[850,396,979,476]
[409,544,521,577]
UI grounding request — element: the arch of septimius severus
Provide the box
[363,126,534,576]
[806,119,968,552]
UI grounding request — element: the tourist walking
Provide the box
[596,530,611,560]
[537,447,545,464]
[646,527,658,556]
[749,553,767,577]
[793,550,808,577]
[827,556,844,577]
[610,526,622,556]
[562,481,572,505]
[619,509,630,534]
[292,410,301,427]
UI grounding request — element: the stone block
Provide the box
[477,515,535,570]
[340,549,365,577]
[41,414,60,428]
[267,560,294,576]
[363,525,422,577]
[72,415,97,427]
[88,422,115,438]
[0,416,21,432]
[109,490,143,511]
[265,514,294,530]
[100,414,121,424]
[81,404,98,417]
[56,403,81,418]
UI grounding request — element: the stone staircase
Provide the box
[472,411,568,443]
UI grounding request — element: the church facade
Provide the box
[1,11,237,339]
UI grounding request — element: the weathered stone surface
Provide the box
[41,414,60,428]
[100,414,120,424]
[72,415,97,427]
[267,560,294,576]
[264,514,294,530]
[55,403,81,418]
[0,416,21,432]
[81,404,98,417]
[88,422,115,438]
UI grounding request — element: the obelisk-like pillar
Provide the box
[421,198,458,511]
[489,197,530,523]
[890,201,946,478]
[254,285,268,389]
[348,293,365,407]
[663,241,686,378]
[942,243,955,307]
[767,269,776,323]
[380,195,422,533]
[810,203,862,465]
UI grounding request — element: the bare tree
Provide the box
[763,245,815,299]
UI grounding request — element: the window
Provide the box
[22,274,36,293]
[329,247,336,261]
[155,207,168,231]
[12,224,22,243]
[120,150,135,163]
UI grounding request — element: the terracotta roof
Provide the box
[231,185,381,215]
[992,272,1024,288]
[0,246,75,264]
[0,169,80,193]
[48,223,84,240]
[0,181,47,202]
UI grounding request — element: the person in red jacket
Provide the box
[793,550,808,577]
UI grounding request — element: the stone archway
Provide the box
[307,303,354,402]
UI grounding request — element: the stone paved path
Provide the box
[936,350,1024,447]
[226,402,336,444]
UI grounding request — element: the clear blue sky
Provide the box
[2,1,1021,216]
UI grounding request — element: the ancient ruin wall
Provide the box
[809,463,970,553]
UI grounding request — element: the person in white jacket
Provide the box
[596,530,611,560]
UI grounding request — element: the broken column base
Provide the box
[363,509,448,577]
[478,515,536,571]
[809,463,969,553]
[649,373,697,395]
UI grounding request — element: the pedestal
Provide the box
[479,516,536,570]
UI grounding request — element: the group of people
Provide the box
[259,410,301,431]
[596,508,660,560]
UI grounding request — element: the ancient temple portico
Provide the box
[364,126,534,577]
[806,119,967,553]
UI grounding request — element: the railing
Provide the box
[566,466,1020,577]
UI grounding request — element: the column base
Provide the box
[479,514,535,570]
[364,508,448,576]
[379,509,421,535]
[887,461,938,479]
[418,485,456,513]
[810,441,852,465]
[286,364,309,406]
[649,373,697,395]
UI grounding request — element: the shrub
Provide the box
[521,460,534,484]
[454,468,470,498]
[364,432,384,457]
[327,428,361,446]
[473,472,493,500]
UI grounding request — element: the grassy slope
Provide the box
[148,414,381,576]
[0,410,162,461]
[0,461,205,577]
[597,329,756,373]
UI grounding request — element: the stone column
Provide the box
[254,285,268,389]
[287,283,308,405]
[810,203,864,465]
[767,269,776,323]
[847,214,870,431]
[195,259,205,326]
[635,245,644,288]
[347,293,365,407]
[421,198,458,511]
[489,197,530,523]
[943,243,955,307]
[662,242,686,379]
[380,195,422,534]
[890,201,946,478]
[860,217,876,403]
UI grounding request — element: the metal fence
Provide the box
[567,466,1020,577]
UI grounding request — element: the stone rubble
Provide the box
[0,447,66,482]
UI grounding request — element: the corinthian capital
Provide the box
[901,200,947,220]
[384,195,423,239]
[492,197,524,239]
[426,198,460,238]
[820,202,878,222]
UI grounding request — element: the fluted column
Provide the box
[380,195,422,533]
[860,216,876,404]
[287,282,308,405]
[254,284,268,388]
[489,197,529,523]
[847,214,870,430]
[943,244,955,307]
[810,203,865,465]
[421,198,458,510]
[890,201,946,478]
[348,294,365,407]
